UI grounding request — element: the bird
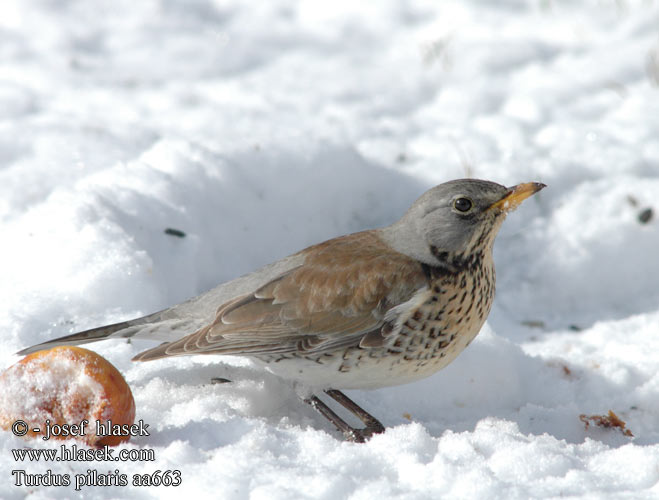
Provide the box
[18,178,545,442]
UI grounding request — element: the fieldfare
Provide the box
[19,179,545,442]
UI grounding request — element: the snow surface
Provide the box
[1,0,659,498]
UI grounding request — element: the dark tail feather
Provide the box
[16,319,144,356]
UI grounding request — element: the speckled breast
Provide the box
[336,250,496,387]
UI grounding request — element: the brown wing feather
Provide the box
[133,231,426,361]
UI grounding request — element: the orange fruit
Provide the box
[0,346,135,446]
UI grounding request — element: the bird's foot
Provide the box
[305,389,385,443]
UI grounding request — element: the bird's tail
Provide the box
[16,318,148,356]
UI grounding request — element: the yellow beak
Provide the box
[489,182,546,212]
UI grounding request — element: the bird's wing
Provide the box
[133,231,427,361]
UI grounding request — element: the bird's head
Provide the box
[383,178,546,266]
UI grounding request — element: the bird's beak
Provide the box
[489,182,546,212]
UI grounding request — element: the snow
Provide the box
[1,0,659,498]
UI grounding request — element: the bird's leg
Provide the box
[325,390,385,438]
[305,395,365,442]
[304,389,385,443]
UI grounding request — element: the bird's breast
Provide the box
[255,253,497,390]
[334,252,497,387]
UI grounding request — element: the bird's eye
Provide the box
[453,197,473,213]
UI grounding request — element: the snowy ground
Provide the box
[1,0,659,498]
